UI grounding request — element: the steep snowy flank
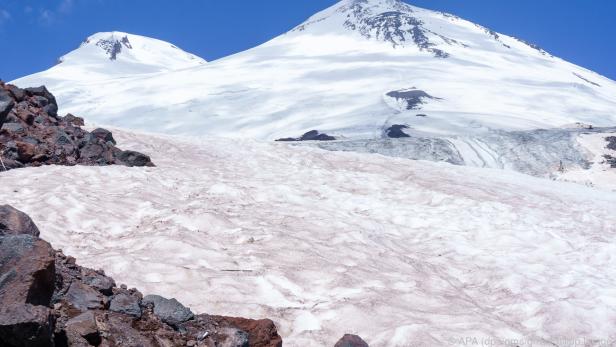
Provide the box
[28,31,206,82]
[12,0,616,141]
[2,129,615,346]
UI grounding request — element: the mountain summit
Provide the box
[42,32,206,81]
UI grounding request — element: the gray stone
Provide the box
[142,294,194,327]
[109,293,142,318]
[65,282,104,311]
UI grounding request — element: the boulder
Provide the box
[24,86,57,109]
[82,271,116,296]
[0,304,55,347]
[91,128,116,145]
[0,235,55,306]
[64,282,104,311]
[334,334,369,347]
[0,205,41,236]
[116,150,154,167]
[110,292,142,318]
[142,295,194,328]
[65,311,101,346]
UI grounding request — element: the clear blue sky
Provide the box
[0,0,614,81]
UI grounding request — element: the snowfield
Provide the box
[2,129,616,346]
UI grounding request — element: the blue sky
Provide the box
[0,0,615,81]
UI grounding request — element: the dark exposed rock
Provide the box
[334,334,369,347]
[0,205,284,346]
[0,304,55,347]
[91,128,116,145]
[0,234,56,347]
[110,292,142,318]
[276,130,336,142]
[0,205,41,237]
[0,235,56,307]
[24,86,57,110]
[142,294,194,328]
[65,311,101,346]
[385,124,411,138]
[606,136,616,151]
[0,89,15,127]
[386,88,439,110]
[116,150,155,167]
[0,81,154,171]
[65,282,105,312]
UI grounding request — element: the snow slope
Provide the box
[11,0,616,140]
[20,31,206,83]
[1,128,615,346]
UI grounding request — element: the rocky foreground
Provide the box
[0,205,284,347]
[0,81,153,171]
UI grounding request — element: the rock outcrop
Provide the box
[0,206,283,347]
[385,124,411,138]
[0,80,154,171]
[276,130,336,142]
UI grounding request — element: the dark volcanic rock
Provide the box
[0,234,56,347]
[386,88,438,110]
[116,150,155,167]
[0,81,154,171]
[0,205,41,236]
[142,294,195,327]
[334,334,369,347]
[386,124,411,138]
[65,282,104,311]
[0,304,55,347]
[0,205,284,346]
[606,136,616,151]
[0,89,15,127]
[110,292,142,318]
[91,128,116,145]
[0,235,56,307]
[276,130,336,142]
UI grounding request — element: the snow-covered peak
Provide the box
[291,0,546,58]
[34,31,207,81]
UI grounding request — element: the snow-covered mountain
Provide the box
[26,31,206,82]
[10,0,616,181]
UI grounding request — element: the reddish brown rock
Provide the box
[0,205,41,237]
[0,81,154,171]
